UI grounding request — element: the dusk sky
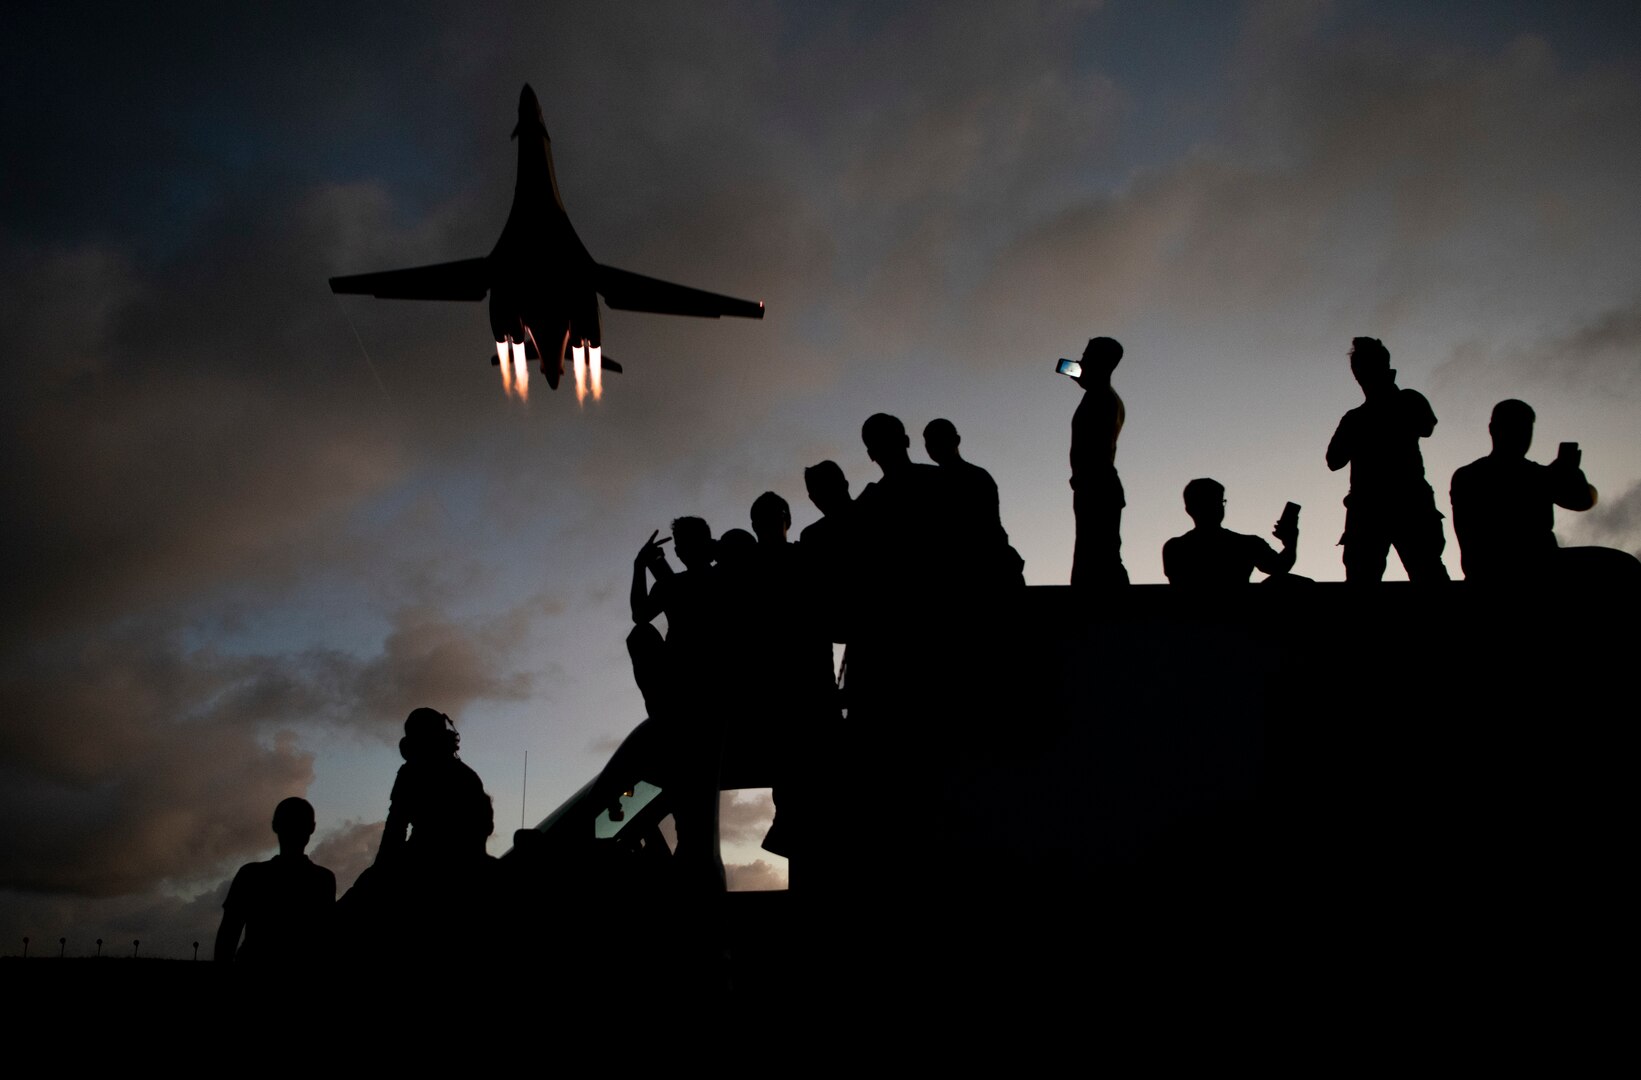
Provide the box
[4,1,1639,954]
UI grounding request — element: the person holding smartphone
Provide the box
[1449,398,1615,583]
[1163,479,1300,585]
[1063,336,1129,588]
[1326,336,1450,582]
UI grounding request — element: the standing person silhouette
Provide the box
[1068,337,1129,587]
[1326,337,1450,582]
[924,418,1023,587]
[215,797,335,970]
[799,460,853,553]
[629,519,728,892]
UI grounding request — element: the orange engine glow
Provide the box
[496,341,512,397]
[572,343,587,406]
[590,345,603,401]
[510,340,529,401]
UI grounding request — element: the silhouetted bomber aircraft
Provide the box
[329,85,764,393]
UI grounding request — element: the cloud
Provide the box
[725,858,787,892]
[0,879,229,961]
[0,600,537,897]
[718,788,776,846]
[310,819,385,896]
[4,0,1640,968]
[1437,297,1641,401]
[1568,479,1641,555]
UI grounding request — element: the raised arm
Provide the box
[1259,517,1299,577]
[630,530,671,625]
[1549,446,1597,512]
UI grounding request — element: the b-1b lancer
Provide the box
[329,84,764,401]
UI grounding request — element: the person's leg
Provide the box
[1393,503,1451,583]
[1072,484,1128,587]
[1343,530,1390,582]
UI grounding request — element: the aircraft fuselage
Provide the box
[328,84,763,399]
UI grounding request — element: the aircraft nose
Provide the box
[513,84,546,139]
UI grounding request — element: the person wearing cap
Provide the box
[376,708,492,868]
[1068,336,1129,587]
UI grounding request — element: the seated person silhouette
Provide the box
[923,418,1025,587]
[1450,399,1641,585]
[376,708,492,869]
[1162,478,1298,585]
[215,796,336,969]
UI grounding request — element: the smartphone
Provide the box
[1056,358,1083,378]
[1278,501,1301,531]
[1558,441,1578,460]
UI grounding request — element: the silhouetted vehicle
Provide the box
[330,85,763,397]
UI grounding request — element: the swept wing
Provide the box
[329,257,490,301]
[595,264,764,320]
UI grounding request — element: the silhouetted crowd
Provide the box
[216,334,1638,975]
[1071,334,1637,587]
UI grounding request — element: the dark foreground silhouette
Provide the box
[333,708,503,975]
[1163,478,1300,585]
[506,581,1639,1029]
[214,797,335,970]
[1067,336,1129,587]
[1327,337,1450,582]
[1451,399,1641,586]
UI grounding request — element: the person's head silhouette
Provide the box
[804,460,850,515]
[1076,337,1123,388]
[1182,478,1226,529]
[922,418,962,465]
[1349,337,1395,395]
[401,707,458,762]
[862,413,912,472]
[271,797,316,854]
[671,516,715,571]
[1489,399,1535,459]
[750,491,791,544]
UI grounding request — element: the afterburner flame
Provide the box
[511,340,529,401]
[590,345,603,401]
[572,344,587,405]
[496,341,512,397]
